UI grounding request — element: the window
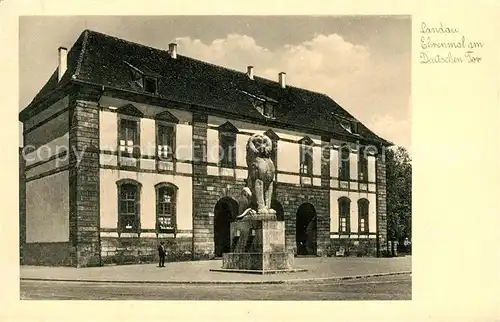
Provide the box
[155,110,179,171]
[156,183,177,232]
[358,147,368,182]
[299,137,314,185]
[358,199,369,233]
[339,145,350,180]
[351,121,359,134]
[254,99,265,115]
[300,143,313,176]
[144,76,158,94]
[119,118,139,157]
[218,122,238,169]
[340,120,351,133]
[339,117,359,135]
[338,197,351,234]
[219,133,236,168]
[263,102,275,118]
[117,181,141,233]
[157,124,175,160]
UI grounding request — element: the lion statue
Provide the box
[236,133,276,219]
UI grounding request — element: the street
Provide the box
[20,274,411,300]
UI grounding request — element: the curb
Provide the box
[20,271,411,285]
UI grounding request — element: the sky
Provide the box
[19,16,411,151]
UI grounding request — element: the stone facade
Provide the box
[329,237,378,257]
[376,152,388,256]
[68,88,101,267]
[100,235,192,265]
[20,95,389,266]
[275,183,330,256]
[192,111,213,260]
[193,174,247,259]
[19,147,26,264]
[22,242,74,266]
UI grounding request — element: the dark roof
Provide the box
[21,29,391,145]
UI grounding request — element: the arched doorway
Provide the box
[296,203,317,255]
[271,199,285,221]
[214,197,239,257]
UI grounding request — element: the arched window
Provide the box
[156,183,178,232]
[358,199,369,233]
[116,179,141,233]
[338,197,351,234]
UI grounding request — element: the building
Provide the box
[19,30,391,267]
[19,147,26,264]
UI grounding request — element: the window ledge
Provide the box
[300,175,313,186]
[118,232,139,238]
[157,229,176,234]
[219,167,235,177]
[118,165,140,172]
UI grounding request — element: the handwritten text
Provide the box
[419,22,483,64]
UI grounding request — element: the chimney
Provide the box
[279,72,286,88]
[247,66,254,80]
[58,47,68,82]
[168,43,177,59]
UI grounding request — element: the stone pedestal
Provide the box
[211,217,306,274]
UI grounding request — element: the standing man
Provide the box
[158,241,166,267]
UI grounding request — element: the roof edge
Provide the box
[73,29,91,79]
[19,81,74,122]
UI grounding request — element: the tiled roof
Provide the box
[21,29,391,145]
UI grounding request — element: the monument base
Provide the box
[209,268,307,275]
[213,216,307,274]
[222,252,293,270]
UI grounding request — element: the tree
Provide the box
[385,146,412,250]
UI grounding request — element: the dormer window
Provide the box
[254,99,265,115]
[340,120,352,133]
[238,90,277,118]
[263,102,275,118]
[144,76,158,94]
[339,118,359,135]
[351,121,359,134]
[125,61,159,95]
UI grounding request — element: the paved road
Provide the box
[20,274,411,300]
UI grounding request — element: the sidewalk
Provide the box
[20,256,412,284]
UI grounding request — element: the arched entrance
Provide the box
[214,197,239,257]
[271,199,285,221]
[296,203,317,255]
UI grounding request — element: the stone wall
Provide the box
[193,174,247,259]
[376,152,388,256]
[23,242,74,266]
[329,238,378,257]
[19,147,26,264]
[274,183,330,256]
[191,111,212,259]
[68,87,101,267]
[191,109,245,259]
[100,235,192,265]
